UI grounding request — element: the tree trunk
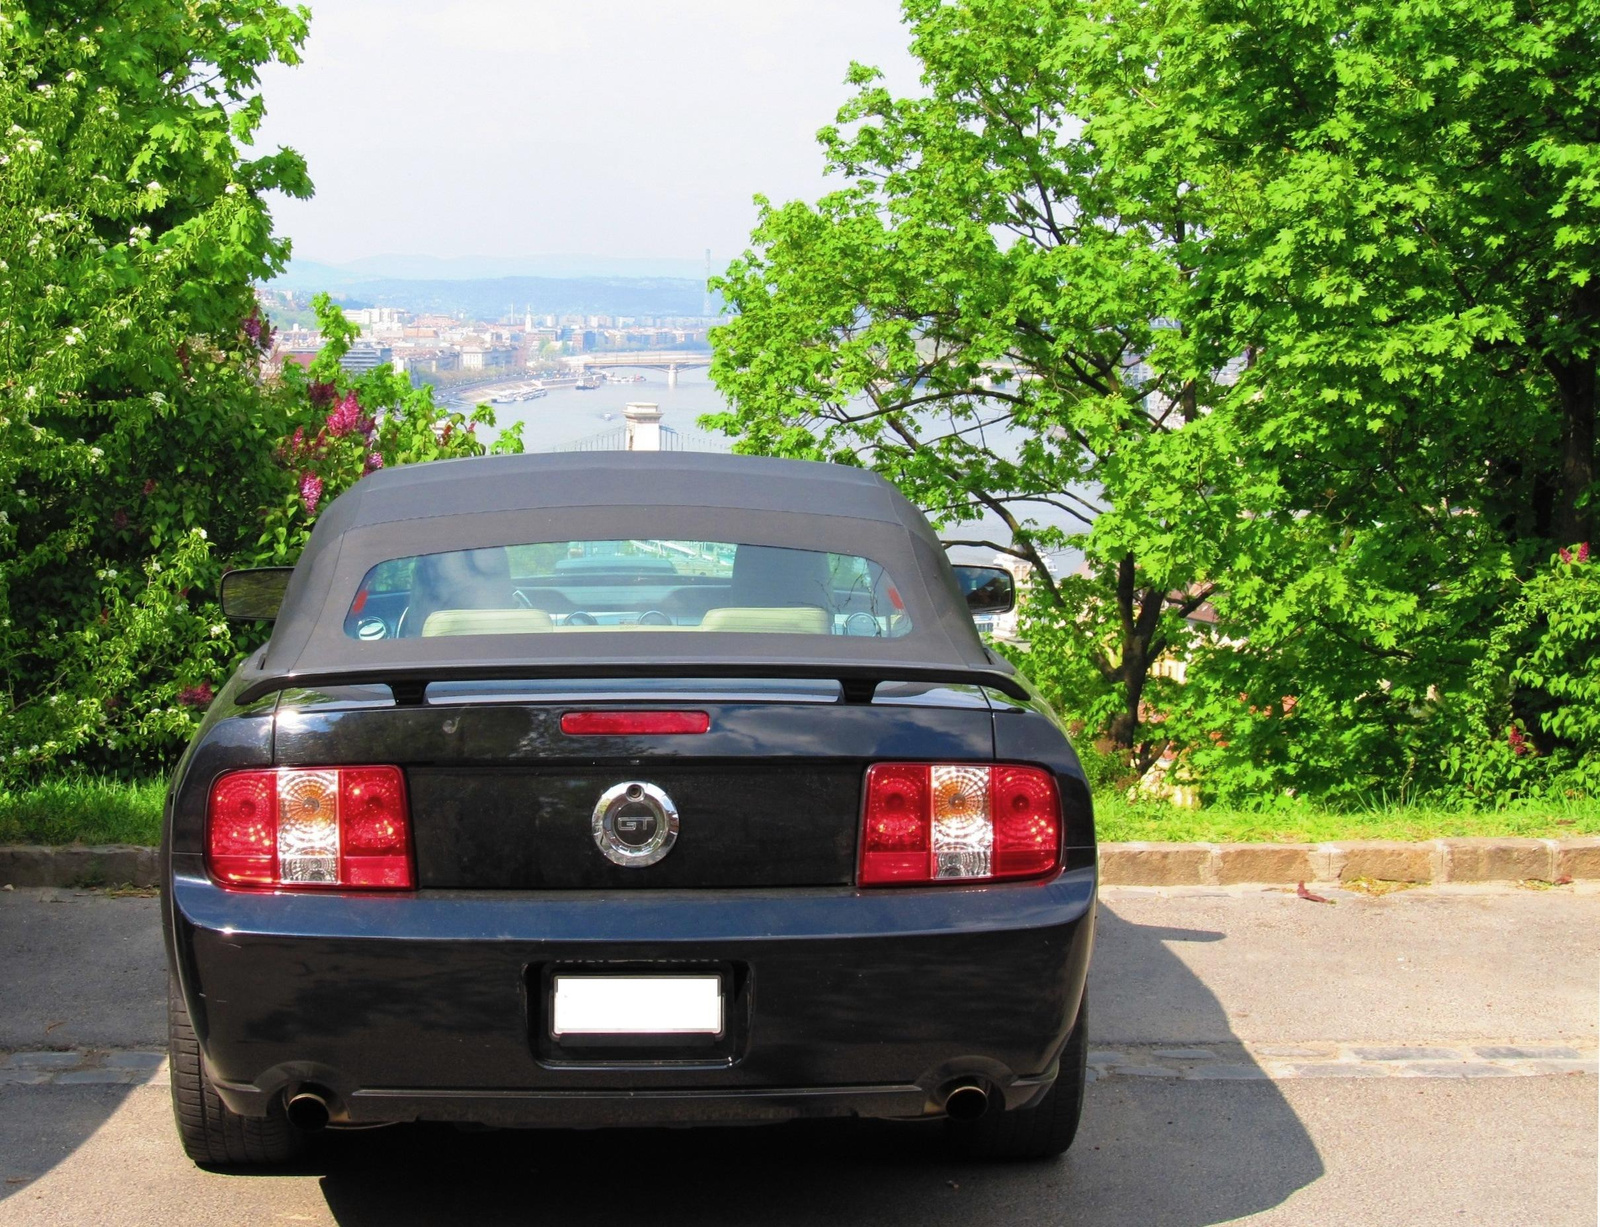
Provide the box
[1548,352,1596,547]
[1106,554,1164,763]
[1546,279,1598,548]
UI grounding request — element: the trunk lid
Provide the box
[272,680,995,890]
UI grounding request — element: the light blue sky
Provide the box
[254,0,919,272]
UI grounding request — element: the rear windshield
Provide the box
[344,540,913,640]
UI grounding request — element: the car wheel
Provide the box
[946,993,1088,1161]
[168,976,304,1167]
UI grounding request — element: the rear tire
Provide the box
[168,976,304,1168]
[946,993,1088,1161]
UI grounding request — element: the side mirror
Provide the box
[952,565,1015,615]
[220,567,293,622]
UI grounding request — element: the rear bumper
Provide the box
[266,1073,1063,1129]
[168,865,1095,1126]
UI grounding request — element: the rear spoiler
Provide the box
[234,661,1031,707]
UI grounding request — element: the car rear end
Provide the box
[162,453,1096,1165]
[162,675,1095,1147]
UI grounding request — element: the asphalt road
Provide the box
[2,882,1596,1226]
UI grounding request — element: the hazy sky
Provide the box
[252,0,920,267]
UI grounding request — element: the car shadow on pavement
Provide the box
[310,904,1324,1227]
[0,1073,162,1201]
[0,887,167,1202]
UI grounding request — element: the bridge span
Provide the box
[569,351,713,387]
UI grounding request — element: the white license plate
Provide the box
[551,975,724,1037]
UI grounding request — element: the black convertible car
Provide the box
[162,452,1096,1165]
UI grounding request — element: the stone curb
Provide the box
[0,845,160,888]
[1097,837,1600,886]
[1083,1041,1598,1082]
[2,838,1599,889]
[3,1045,1594,1086]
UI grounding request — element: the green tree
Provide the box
[0,0,313,778]
[1148,0,1600,802]
[0,4,525,783]
[709,0,1600,804]
[705,0,1236,773]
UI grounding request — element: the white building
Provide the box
[339,343,392,375]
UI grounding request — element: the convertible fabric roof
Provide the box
[239,453,1023,703]
[314,451,916,531]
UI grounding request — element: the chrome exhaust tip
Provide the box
[942,1080,992,1122]
[285,1089,331,1132]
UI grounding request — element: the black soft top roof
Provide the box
[238,452,1024,703]
[314,451,917,531]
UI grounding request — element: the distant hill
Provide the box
[267,254,719,318]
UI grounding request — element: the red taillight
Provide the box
[860,763,930,884]
[991,765,1061,877]
[561,710,711,736]
[858,763,1060,887]
[208,771,278,886]
[207,766,413,890]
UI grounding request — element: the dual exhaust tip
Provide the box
[940,1078,993,1122]
[286,1088,333,1132]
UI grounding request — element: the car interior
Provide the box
[342,541,912,641]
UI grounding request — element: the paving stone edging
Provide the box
[1099,837,1600,886]
[3,1043,1594,1085]
[0,844,160,889]
[1,838,1598,889]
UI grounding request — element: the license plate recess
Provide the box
[553,975,722,1038]
[532,962,747,1064]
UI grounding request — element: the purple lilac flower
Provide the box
[364,452,384,473]
[308,381,338,408]
[300,471,324,515]
[178,682,215,709]
[326,391,365,437]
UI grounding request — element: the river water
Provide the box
[475,365,1083,571]
[479,365,729,454]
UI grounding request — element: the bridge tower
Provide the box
[624,402,663,451]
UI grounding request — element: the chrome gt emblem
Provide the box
[592,781,679,868]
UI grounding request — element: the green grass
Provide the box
[0,777,165,846]
[1,776,1596,847]
[1094,793,1600,843]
